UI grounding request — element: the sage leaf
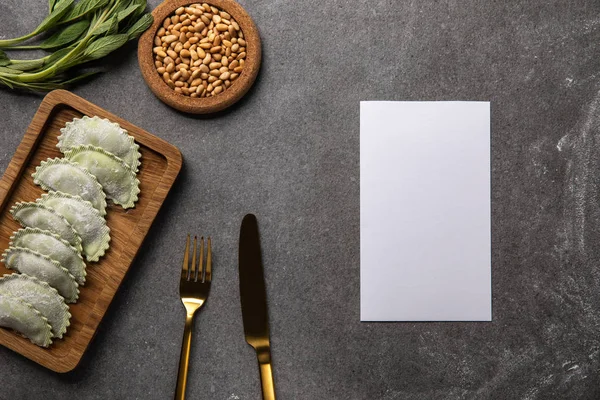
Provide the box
[129,0,147,19]
[0,66,24,75]
[40,20,89,49]
[83,34,128,61]
[0,0,152,91]
[94,16,119,35]
[117,4,142,23]
[0,50,10,67]
[126,13,153,40]
[62,0,109,23]
[0,77,14,89]
[36,0,75,34]
[61,70,102,86]
[8,59,46,71]
[47,46,75,64]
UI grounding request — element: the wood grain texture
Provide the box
[138,0,261,114]
[0,90,182,373]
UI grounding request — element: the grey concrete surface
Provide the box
[1,0,600,399]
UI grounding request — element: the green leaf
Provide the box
[0,77,15,89]
[35,0,75,34]
[45,46,76,66]
[129,0,147,20]
[0,66,24,75]
[62,0,109,23]
[117,4,142,23]
[83,34,128,61]
[94,16,119,35]
[0,50,10,67]
[61,70,102,86]
[125,13,153,40]
[40,20,89,49]
[49,0,58,12]
[8,59,46,71]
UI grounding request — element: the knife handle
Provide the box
[257,348,276,400]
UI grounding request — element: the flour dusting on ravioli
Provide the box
[0,292,53,347]
[10,202,82,252]
[58,116,141,172]
[37,192,110,262]
[0,274,70,339]
[10,228,86,285]
[64,145,140,209]
[32,158,107,216]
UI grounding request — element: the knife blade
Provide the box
[239,213,276,400]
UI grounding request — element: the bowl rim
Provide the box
[138,0,261,114]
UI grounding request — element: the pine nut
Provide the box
[154,5,247,97]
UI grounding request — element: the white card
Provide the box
[360,101,491,321]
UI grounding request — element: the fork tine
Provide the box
[182,234,190,279]
[194,236,200,282]
[199,237,204,282]
[205,237,212,282]
[190,236,197,282]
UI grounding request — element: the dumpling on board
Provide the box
[0,274,70,339]
[10,228,86,285]
[10,202,82,252]
[2,247,79,303]
[32,158,107,216]
[58,115,141,172]
[0,291,53,347]
[37,192,110,262]
[64,145,140,209]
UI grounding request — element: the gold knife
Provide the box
[239,214,276,400]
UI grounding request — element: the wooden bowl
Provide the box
[138,0,261,114]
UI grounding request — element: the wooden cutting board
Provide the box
[0,90,182,372]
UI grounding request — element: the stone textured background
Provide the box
[1,0,600,399]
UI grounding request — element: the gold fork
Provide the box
[175,234,212,400]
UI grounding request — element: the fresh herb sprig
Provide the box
[0,0,153,91]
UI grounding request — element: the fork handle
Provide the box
[257,348,276,400]
[175,313,195,400]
